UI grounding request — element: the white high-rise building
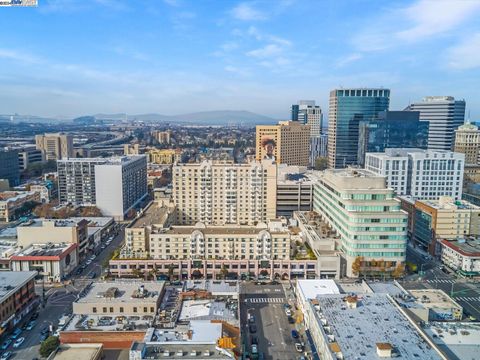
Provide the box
[365,148,464,200]
[58,156,147,220]
[407,96,465,151]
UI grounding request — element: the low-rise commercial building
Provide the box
[147,149,179,164]
[0,191,40,222]
[0,271,37,335]
[10,243,78,282]
[413,197,480,255]
[48,343,103,360]
[17,218,89,257]
[440,238,480,276]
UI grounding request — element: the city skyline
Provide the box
[0,0,479,119]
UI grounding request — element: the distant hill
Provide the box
[93,110,277,126]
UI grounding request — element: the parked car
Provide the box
[0,351,12,360]
[248,315,255,323]
[88,271,96,279]
[251,336,258,345]
[11,328,22,339]
[251,344,258,354]
[26,321,36,330]
[13,337,25,348]
[249,324,257,333]
[1,339,12,350]
[295,343,303,353]
[285,308,292,316]
[288,316,295,324]
[291,330,299,339]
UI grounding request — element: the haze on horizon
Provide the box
[0,0,479,120]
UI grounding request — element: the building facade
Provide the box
[0,149,20,187]
[173,160,277,226]
[413,197,480,255]
[147,149,178,164]
[35,133,73,161]
[58,156,148,220]
[0,191,40,222]
[357,110,429,166]
[328,88,390,168]
[256,121,310,166]
[17,146,44,170]
[365,149,464,200]
[313,169,408,277]
[440,239,480,276]
[454,122,480,165]
[407,96,465,151]
[0,271,37,335]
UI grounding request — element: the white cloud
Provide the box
[247,44,283,58]
[0,48,41,64]
[446,33,480,70]
[231,3,266,21]
[353,0,480,51]
[336,53,362,68]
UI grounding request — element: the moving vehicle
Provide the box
[285,308,292,316]
[11,328,22,339]
[249,324,257,333]
[291,330,299,339]
[248,314,255,323]
[251,336,258,345]
[26,321,36,330]
[13,337,25,348]
[295,343,303,353]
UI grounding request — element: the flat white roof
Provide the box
[297,279,340,300]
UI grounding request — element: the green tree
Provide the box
[39,336,59,358]
[314,156,328,171]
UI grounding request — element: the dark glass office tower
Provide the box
[328,88,390,168]
[357,110,429,166]
[0,149,20,187]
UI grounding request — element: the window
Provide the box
[120,307,124,313]
[133,307,137,313]
[103,307,107,313]
[144,307,148,313]
[93,307,97,313]
[110,307,114,313]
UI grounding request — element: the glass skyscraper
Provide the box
[357,110,429,166]
[328,88,390,168]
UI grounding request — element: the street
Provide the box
[3,223,126,360]
[240,282,308,360]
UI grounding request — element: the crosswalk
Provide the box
[454,296,480,302]
[248,297,285,304]
[425,279,456,284]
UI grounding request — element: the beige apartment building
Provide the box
[148,221,291,261]
[147,148,179,164]
[0,191,41,223]
[35,133,73,161]
[173,160,277,226]
[454,123,480,165]
[256,121,310,166]
[151,130,171,144]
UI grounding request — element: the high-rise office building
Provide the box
[407,96,465,151]
[357,110,429,166]
[35,133,73,161]
[58,156,147,220]
[256,121,310,166]
[17,145,44,170]
[291,100,324,166]
[454,123,480,165]
[365,148,464,200]
[173,160,277,226]
[328,88,390,168]
[313,168,407,277]
[0,149,20,187]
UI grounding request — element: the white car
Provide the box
[85,259,92,265]
[13,337,24,348]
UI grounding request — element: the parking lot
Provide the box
[240,283,307,360]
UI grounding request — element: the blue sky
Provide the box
[0,0,479,119]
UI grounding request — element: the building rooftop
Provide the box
[416,197,480,211]
[75,281,165,305]
[130,202,171,228]
[19,219,77,228]
[409,289,462,313]
[50,344,103,360]
[313,293,442,359]
[440,238,480,257]
[179,300,236,323]
[183,280,239,296]
[148,320,222,343]
[64,313,152,332]
[154,222,289,236]
[424,322,480,360]
[0,271,37,303]
[297,279,340,300]
[11,243,76,258]
[0,191,37,202]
